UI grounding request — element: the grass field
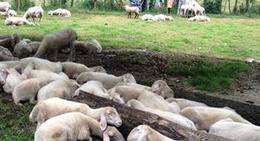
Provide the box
[0,12,260,60]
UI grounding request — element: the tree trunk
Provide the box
[233,0,238,14]
[60,0,63,8]
[17,0,20,12]
[74,91,231,141]
[228,0,231,13]
[71,0,74,7]
[223,0,227,13]
[248,0,255,17]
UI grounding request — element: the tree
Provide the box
[233,0,238,13]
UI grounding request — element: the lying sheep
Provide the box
[28,41,41,53]
[21,57,63,73]
[61,61,106,79]
[48,8,71,17]
[127,99,196,130]
[208,118,260,141]
[4,16,35,26]
[0,46,13,57]
[3,68,27,94]
[141,14,154,21]
[0,34,20,51]
[33,28,77,61]
[110,85,180,113]
[105,126,125,141]
[180,106,252,131]
[0,2,11,12]
[74,80,110,99]
[12,77,57,106]
[188,15,210,22]
[26,70,69,81]
[13,40,32,58]
[37,79,79,102]
[34,112,109,141]
[74,39,102,54]
[151,80,174,98]
[7,9,17,17]
[0,54,19,61]
[127,124,176,141]
[23,6,44,25]
[76,72,136,89]
[166,98,208,110]
[124,5,139,19]
[29,97,122,128]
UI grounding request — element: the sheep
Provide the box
[26,69,69,81]
[109,85,180,113]
[61,61,106,79]
[12,77,58,106]
[76,72,136,89]
[188,15,210,22]
[28,41,41,53]
[0,54,19,61]
[29,97,122,128]
[4,16,35,26]
[0,34,20,51]
[34,112,109,141]
[48,8,71,17]
[153,14,173,22]
[127,99,197,130]
[74,39,102,54]
[124,5,139,19]
[166,98,208,110]
[23,6,44,25]
[21,57,63,73]
[37,79,79,102]
[180,106,252,131]
[127,124,176,141]
[2,68,27,94]
[0,46,13,57]
[33,28,77,61]
[74,80,110,98]
[7,9,17,17]
[104,126,125,141]
[13,40,32,58]
[208,118,260,141]
[0,2,11,12]
[141,14,154,21]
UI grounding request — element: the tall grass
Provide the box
[0,12,259,60]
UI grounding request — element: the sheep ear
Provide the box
[100,115,107,131]
[103,132,110,141]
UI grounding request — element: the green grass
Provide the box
[166,61,252,92]
[0,12,259,60]
[0,97,35,141]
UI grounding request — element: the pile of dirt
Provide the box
[58,49,260,104]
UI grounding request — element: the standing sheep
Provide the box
[124,5,139,19]
[0,2,11,12]
[33,28,77,61]
[34,112,109,141]
[23,6,44,25]
[29,97,122,128]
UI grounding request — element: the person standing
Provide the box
[167,0,175,15]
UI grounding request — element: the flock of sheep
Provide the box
[0,1,71,26]
[0,26,260,140]
[125,0,210,22]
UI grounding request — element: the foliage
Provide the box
[203,0,223,14]
[166,61,252,92]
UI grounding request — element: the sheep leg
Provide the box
[67,42,75,62]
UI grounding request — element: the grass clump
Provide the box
[166,61,252,92]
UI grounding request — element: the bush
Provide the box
[203,0,222,14]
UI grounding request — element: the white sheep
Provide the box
[48,8,71,17]
[127,124,176,141]
[180,106,252,131]
[23,6,44,25]
[74,39,102,54]
[76,72,136,89]
[12,77,57,106]
[21,57,63,73]
[61,61,106,79]
[4,17,34,26]
[166,98,208,110]
[2,68,27,94]
[8,9,17,17]
[208,118,260,141]
[105,126,125,141]
[34,112,109,141]
[0,2,11,12]
[127,99,197,130]
[26,69,69,80]
[188,15,210,22]
[13,40,32,58]
[29,97,122,128]
[124,5,139,19]
[74,80,110,99]
[37,79,79,102]
[109,85,180,113]
[141,14,154,21]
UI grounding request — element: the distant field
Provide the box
[0,12,259,60]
